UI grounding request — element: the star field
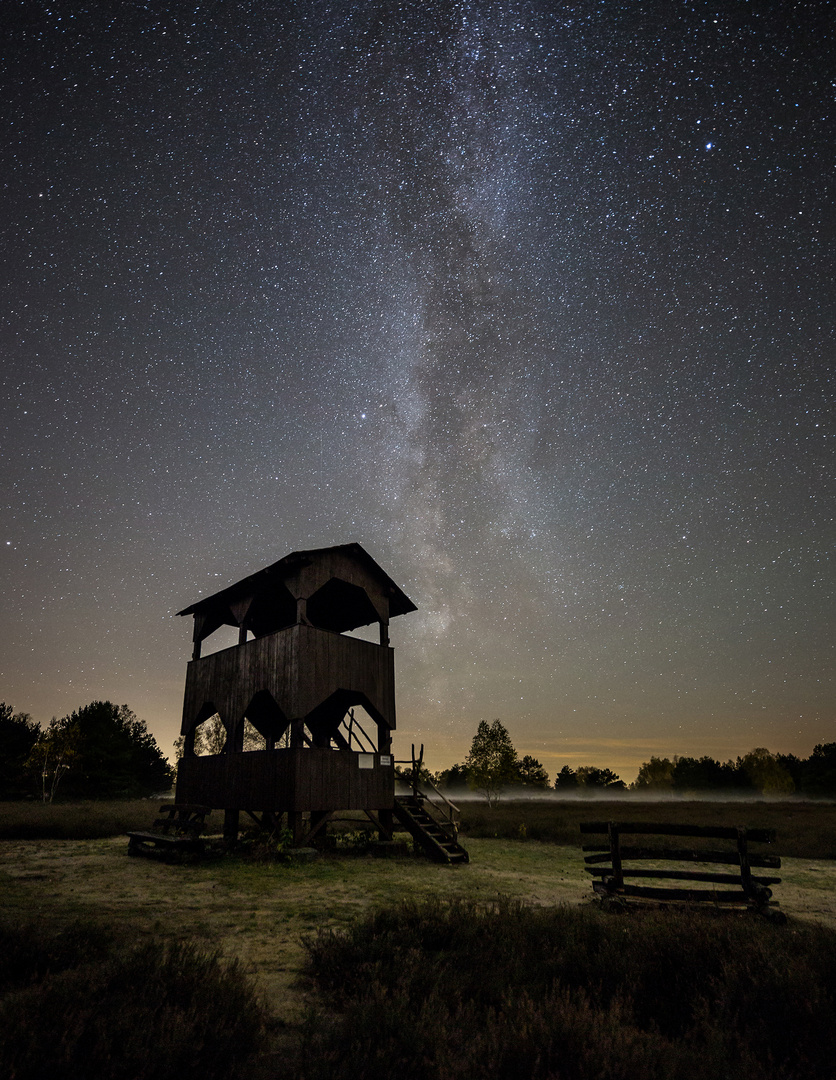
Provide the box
[1,1,833,779]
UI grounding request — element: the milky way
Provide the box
[1,1,833,778]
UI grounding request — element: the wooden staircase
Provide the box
[393,793,469,864]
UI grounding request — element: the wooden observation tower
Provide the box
[174,543,416,845]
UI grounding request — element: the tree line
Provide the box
[630,746,836,797]
[4,701,834,805]
[431,719,836,803]
[0,701,173,801]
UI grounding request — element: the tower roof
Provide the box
[176,542,417,622]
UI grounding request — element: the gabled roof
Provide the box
[176,542,417,620]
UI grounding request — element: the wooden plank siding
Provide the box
[176,747,394,812]
[180,623,396,737]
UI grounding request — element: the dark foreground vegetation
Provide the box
[5,898,835,1080]
[0,919,269,1080]
[290,899,836,1080]
[3,798,836,1078]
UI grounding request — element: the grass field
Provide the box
[3,794,836,857]
[458,795,836,859]
[2,798,836,1077]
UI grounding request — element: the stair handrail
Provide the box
[410,743,461,837]
[393,746,462,837]
[421,774,461,822]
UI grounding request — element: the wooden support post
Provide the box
[411,743,424,798]
[223,809,239,845]
[312,810,326,833]
[737,826,753,897]
[378,722,393,839]
[289,811,304,846]
[192,614,205,659]
[377,809,394,840]
[229,717,244,753]
[309,810,329,845]
[379,620,389,646]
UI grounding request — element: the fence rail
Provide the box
[581,820,783,918]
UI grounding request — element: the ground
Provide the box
[2,836,836,1025]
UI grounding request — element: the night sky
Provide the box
[2,1,833,782]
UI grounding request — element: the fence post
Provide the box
[737,826,753,897]
[608,822,623,889]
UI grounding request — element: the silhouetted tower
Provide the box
[174,543,416,844]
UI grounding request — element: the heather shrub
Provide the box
[0,921,268,1080]
[289,898,836,1080]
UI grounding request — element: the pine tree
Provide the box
[517,755,550,788]
[0,703,40,798]
[554,765,578,790]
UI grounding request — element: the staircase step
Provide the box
[393,795,469,865]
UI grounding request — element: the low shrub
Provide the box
[0,920,269,1080]
[335,827,376,850]
[0,918,114,993]
[289,898,836,1080]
